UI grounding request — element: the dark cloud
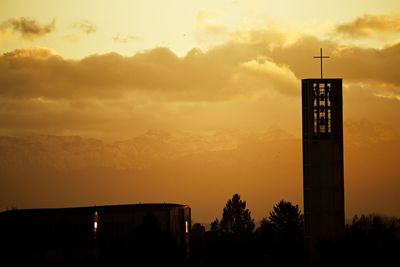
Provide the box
[267,35,400,87]
[1,29,400,103]
[1,17,55,39]
[0,44,298,101]
[335,13,400,38]
[0,30,400,140]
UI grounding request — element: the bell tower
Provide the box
[302,49,345,261]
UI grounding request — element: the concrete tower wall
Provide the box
[302,79,345,261]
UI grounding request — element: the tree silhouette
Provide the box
[212,193,255,238]
[343,214,400,266]
[267,200,303,234]
[259,200,304,267]
[209,194,256,266]
[210,219,220,235]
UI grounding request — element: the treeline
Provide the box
[189,194,400,267]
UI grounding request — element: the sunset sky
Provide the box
[1,0,400,223]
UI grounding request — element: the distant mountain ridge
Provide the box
[0,128,295,173]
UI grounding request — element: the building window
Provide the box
[94,211,98,238]
[185,220,189,234]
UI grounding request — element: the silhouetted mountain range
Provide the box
[0,121,399,222]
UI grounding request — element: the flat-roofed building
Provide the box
[0,203,191,264]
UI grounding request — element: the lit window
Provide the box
[94,211,98,237]
[185,220,189,234]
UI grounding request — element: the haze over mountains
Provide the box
[1,120,399,223]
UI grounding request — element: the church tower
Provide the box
[302,49,345,261]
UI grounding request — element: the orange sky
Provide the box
[0,1,399,223]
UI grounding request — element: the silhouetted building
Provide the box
[302,78,345,261]
[0,203,191,264]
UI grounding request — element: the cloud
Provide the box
[196,10,226,35]
[74,20,96,34]
[3,47,58,59]
[344,119,399,146]
[1,28,400,140]
[63,33,81,42]
[64,20,96,42]
[237,58,299,96]
[113,34,139,43]
[0,40,303,139]
[195,10,228,44]
[0,17,55,39]
[335,13,400,38]
[2,29,400,96]
[373,91,400,101]
[0,45,299,101]
[264,35,400,87]
[1,29,400,114]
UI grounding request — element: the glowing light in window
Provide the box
[185,220,189,234]
[94,211,98,237]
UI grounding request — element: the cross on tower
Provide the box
[314,48,330,79]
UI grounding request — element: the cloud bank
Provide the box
[0,27,399,140]
[2,30,400,101]
[335,13,400,38]
[1,17,55,39]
